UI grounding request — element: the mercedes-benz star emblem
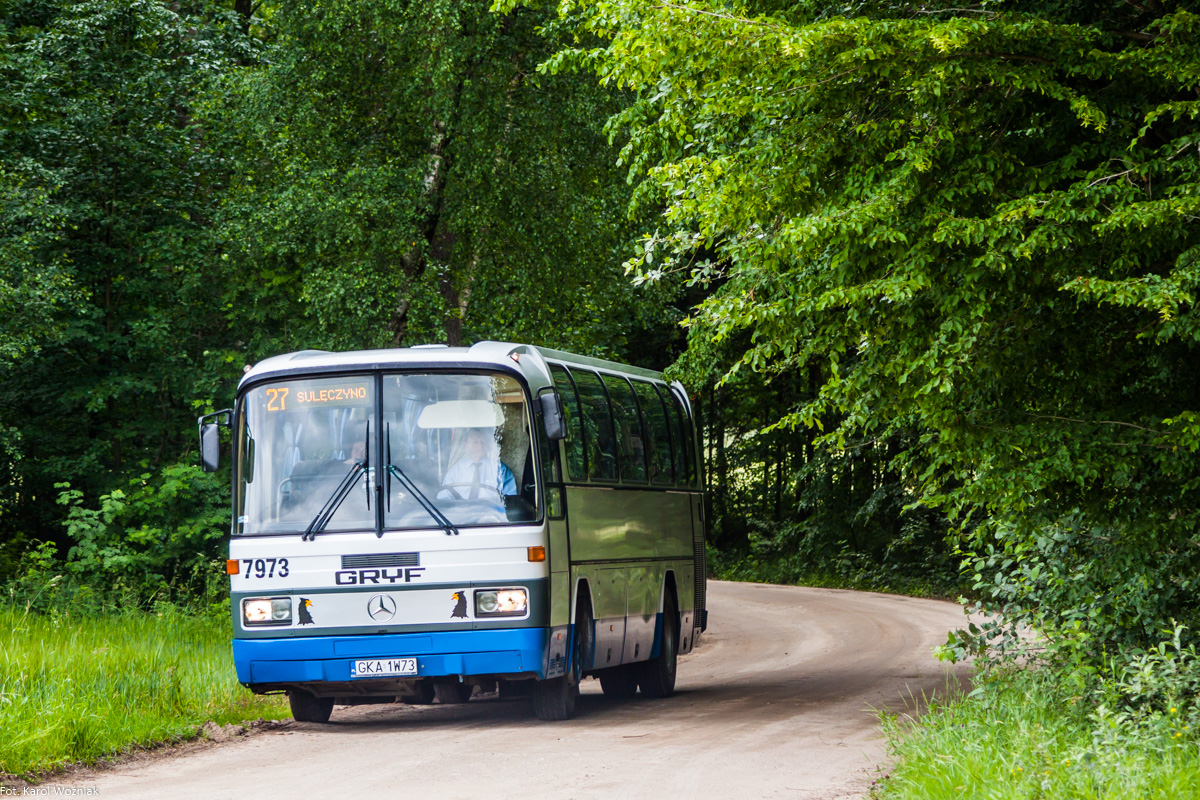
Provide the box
[368,594,397,622]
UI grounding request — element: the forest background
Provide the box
[2,0,1200,793]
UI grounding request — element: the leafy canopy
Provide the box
[544,0,1200,661]
[220,0,678,355]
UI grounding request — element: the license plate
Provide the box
[350,657,418,678]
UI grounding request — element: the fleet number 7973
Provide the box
[240,558,290,579]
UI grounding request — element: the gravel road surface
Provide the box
[65,581,971,799]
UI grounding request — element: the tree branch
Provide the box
[1028,413,1161,435]
[1086,168,1136,188]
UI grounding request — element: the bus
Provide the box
[198,341,707,721]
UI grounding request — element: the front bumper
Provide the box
[233,628,548,685]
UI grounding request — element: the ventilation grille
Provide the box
[694,538,706,626]
[342,552,420,569]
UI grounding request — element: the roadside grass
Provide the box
[875,671,1200,800]
[0,605,287,779]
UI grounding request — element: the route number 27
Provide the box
[242,558,289,579]
[265,388,289,411]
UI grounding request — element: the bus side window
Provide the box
[603,374,647,484]
[633,380,674,486]
[571,369,619,482]
[668,387,696,487]
[655,384,683,485]
[550,365,586,481]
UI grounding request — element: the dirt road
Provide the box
[66,581,970,799]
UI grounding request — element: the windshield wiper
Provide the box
[302,461,365,541]
[386,464,459,536]
[386,423,459,536]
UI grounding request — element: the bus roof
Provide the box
[529,345,663,381]
[239,341,666,392]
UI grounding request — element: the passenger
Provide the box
[343,440,366,465]
[439,429,516,509]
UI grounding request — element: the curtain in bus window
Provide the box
[570,369,619,482]
[550,365,586,481]
[633,380,674,485]
[602,374,647,484]
[667,387,696,486]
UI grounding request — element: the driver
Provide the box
[438,428,516,507]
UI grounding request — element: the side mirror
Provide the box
[197,408,232,474]
[200,423,221,473]
[538,391,567,441]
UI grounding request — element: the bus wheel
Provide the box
[434,682,473,704]
[637,593,678,699]
[288,690,335,723]
[532,674,576,721]
[399,681,436,705]
[533,594,593,721]
[598,665,639,699]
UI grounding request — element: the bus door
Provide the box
[536,393,571,679]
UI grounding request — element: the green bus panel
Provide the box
[624,564,658,660]
[564,486,693,563]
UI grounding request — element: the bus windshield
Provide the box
[236,372,536,535]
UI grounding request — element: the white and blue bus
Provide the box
[199,342,707,721]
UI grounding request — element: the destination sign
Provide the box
[263,379,372,412]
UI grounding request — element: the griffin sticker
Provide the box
[298,597,315,625]
[450,591,468,619]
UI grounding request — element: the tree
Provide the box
[0,0,686,586]
[0,0,256,564]
[556,0,1200,661]
[219,0,678,357]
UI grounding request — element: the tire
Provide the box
[533,593,593,721]
[288,690,335,723]
[399,681,436,705]
[532,674,577,721]
[434,681,473,704]
[637,592,678,699]
[598,665,639,699]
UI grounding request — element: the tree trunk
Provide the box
[715,385,728,540]
[234,0,253,34]
[774,436,784,521]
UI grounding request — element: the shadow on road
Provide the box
[309,655,971,735]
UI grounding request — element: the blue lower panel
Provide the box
[234,628,548,685]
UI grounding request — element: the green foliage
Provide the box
[1111,624,1200,719]
[54,464,230,606]
[217,0,679,356]
[878,670,1200,800]
[7,465,229,611]
[0,605,286,778]
[555,0,1200,671]
[677,333,959,597]
[0,0,688,587]
[954,509,1200,666]
[0,162,79,368]
[0,0,257,561]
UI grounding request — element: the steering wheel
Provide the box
[440,482,502,502]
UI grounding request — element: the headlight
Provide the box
[475,588,527,617]
[243,597,292,625]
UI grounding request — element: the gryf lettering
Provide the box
[335,567,425,585]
